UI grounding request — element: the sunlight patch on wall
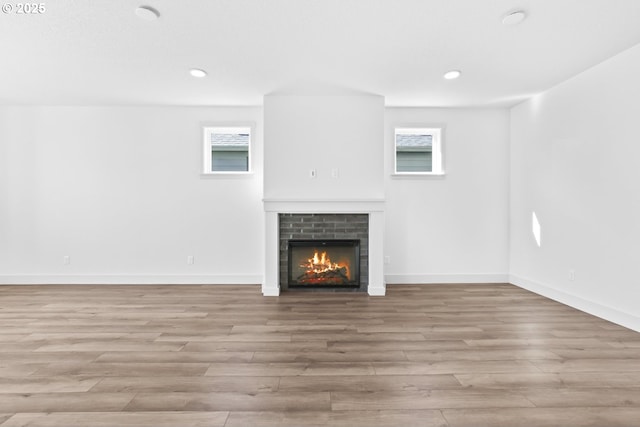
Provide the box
[532,211,541,247]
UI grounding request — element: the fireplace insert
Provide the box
[287,240,360,288]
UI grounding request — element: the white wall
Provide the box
[0,106,264,284]
[510,43,640,331]
[1,101,509,288]
[264,95,385,200]
[385,108,510,283]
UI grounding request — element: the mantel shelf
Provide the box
[263,198,385,203]
[263,198,386,213]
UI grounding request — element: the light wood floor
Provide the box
[1,284,640,426]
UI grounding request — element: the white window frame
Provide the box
[202,124,253,175]
[393,127,444,176]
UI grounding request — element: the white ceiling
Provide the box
[2,0,640,107]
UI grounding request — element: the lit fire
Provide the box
[301,250,350,280]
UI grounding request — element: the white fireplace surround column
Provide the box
[263,199,386,296]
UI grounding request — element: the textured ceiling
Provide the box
[1,0,639,107]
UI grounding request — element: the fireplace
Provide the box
[288,240,360,288]
[263,201,385,296]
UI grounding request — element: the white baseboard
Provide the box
[385,273,509,284]
[0,275,262,285]
[510,274,640,333]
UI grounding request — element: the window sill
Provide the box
[201,172,255,179]
[391,172,446,179]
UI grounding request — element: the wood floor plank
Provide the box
[251,350,407,363]
[31,362,209,377]
[0,393,135,412]
[404,349,561,362]
[464,338,609,348]
[442,407,640,427]
[558,372,640,388]
[531,358,640,373]
[0,377,101,394]
[33,341,185,352]
[549,347,640,359]
[0,334,30,341]
[356,325,484,333]
[372,360,541,375]
[266,318,384,326]
[205,362,376,376]
[608,340,640,348]
[331,389,534,410]
[156,333,291,342]
[0,343,42,352]
[21,332,161,341]
[277,375,461,392]
[291,332,426,342]
[94,351,253,363]
[230,324,353,333]
[549,329,640,339]
[182,341,327,352]
[0,352,101,364]
[454,372,563,388]
[90,376,280,393]
[0,412,228,427]
[123,391,331,412]
[0,364,47,377]
[523,387,640,407]
[225,410,448,427]
[328,340,471,352]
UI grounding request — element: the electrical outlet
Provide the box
[331,168,339,179]
[187,255,194,265]
[384,256,391,265]
[63,255,70,265]
[569,269,575,281]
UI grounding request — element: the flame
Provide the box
[301,250,350,279]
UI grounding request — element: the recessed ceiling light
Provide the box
[190,68,208,78]
[443,70,461,80]
[502,10,526,26]
[135,5,160,21]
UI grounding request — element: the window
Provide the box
[394,127,443,174]
[203,126,251,173]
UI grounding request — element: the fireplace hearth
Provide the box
[288,240,360,288]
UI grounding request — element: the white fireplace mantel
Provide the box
[262,198,386,296]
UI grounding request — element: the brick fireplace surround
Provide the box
[279,213,369,292]
[263,199,386,296]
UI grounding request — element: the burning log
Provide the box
[296,266,350,285]
[297,250,351,285]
